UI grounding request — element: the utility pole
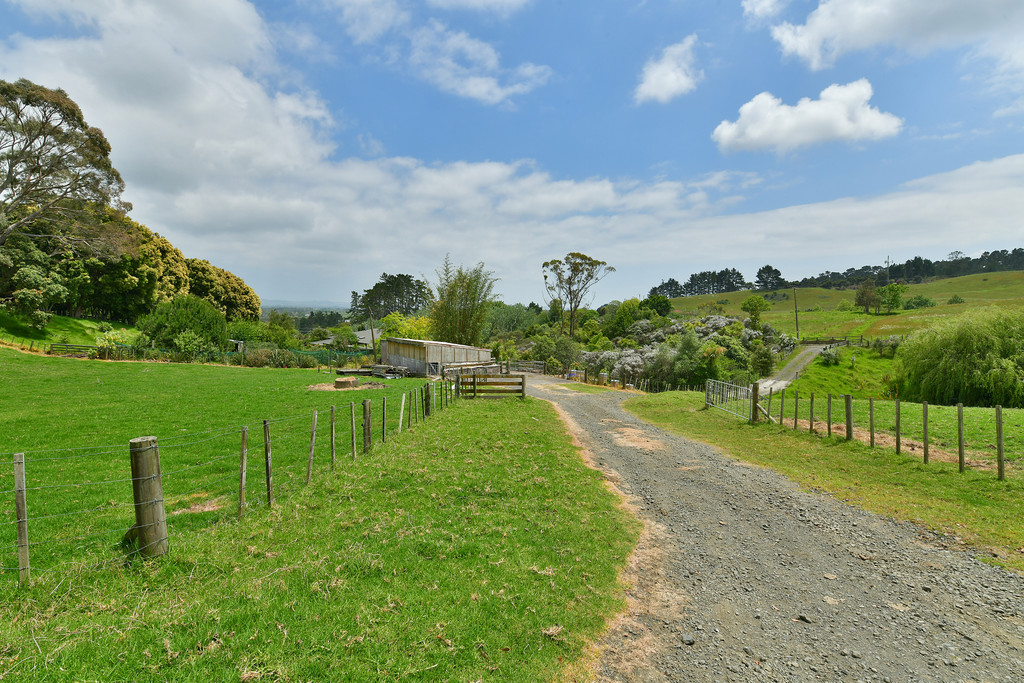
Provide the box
[793,287,800,340]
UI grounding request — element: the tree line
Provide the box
[0,78,260,328]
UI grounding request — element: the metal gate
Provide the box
[705,379,753,420]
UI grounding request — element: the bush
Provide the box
[897,308,1024,407]
[947,294,965,304]
[903,295,936,310]
[97,321,114,332]
[818,347,841,366]
[870,335,902,358]
[138,295,228,350]
[834,299,855,312]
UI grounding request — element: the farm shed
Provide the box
[380,338,493,377]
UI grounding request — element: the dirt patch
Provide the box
[170,497,225,515]
[611,427,665,452]
[307,381,390,392]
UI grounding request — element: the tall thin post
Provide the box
[923,402,929,464]
[305,411,317,484]
[382,396,388,443]
[473,374,479,399]
[330,405,336,469]
[398,393,406,433]
[14,453,29,588]
[996,405,1005,481]
[895,400,901,455]
[750,382,760,424]
[827,394,832,437]
[362,399,372,454]
[425,382,433,417]
[793,391,800,430]
[869,398,875,447]
[844,395,853,441]
[957,403,965,472]
[128,436,169,558]
[238,427,248,518]
[263,420,274,508]
[779,389,785,423]
[766,388,773,418]
[350,402,357,460]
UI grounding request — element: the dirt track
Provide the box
[527,376,1024,682]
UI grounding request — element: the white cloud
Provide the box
[635,35,702,105]
[770,0,1024,105]
[426,0,532,15]
[409,20,551,105]
[325,0,408,44]
[742,0,787,21]
[712,79,903,153]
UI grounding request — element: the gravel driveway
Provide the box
[527,376,1024,683]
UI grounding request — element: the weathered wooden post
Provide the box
[330,405,336,469]
[263,420,274,508]
[957,403,965,472]
[844,395,853,441]
[793,391,800,430]
[424,382,432,417]
[398,393,406,433]
[996,405,1005,481]
[895,400,901,455]
[305,411,317,484]
[473,374,479,399]
[128,436,169,558]
[750,382,760,424]
[827,394,832,437]
[869,398,875,447]
[362,400,372,454]
[349,402,357,459]
[238,427,248,518]
[14,453,29,588]
[923,402,929,464]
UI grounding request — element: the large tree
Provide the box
[1,78,128,248]
[430,256,497,346]
[754,265,785,290]
[542,252,614,336]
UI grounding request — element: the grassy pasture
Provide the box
[670,271,1024,339]
[0,310,134,347]
[626,391,1024,574]
[0,349,640,680]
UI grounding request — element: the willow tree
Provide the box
[542,252,614,336]
[1,78,128,249]
[430,256,497,347]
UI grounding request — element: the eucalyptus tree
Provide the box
[542,252,614,336]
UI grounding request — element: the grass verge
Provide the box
[625,391,1024,574]
[0,352,640,681]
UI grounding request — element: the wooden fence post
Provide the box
[424,382,432,417]
[766,388,773,418]
[128,436,169,558]
[793,391,799,430]
[238,427,248,518]
[996,405,1005,481]
[895,400,901,455]
[305,411,317,485]
[398,393,406,433]
[473,374,479,399]
[778,388,785,423]
[362,400,372,454]
[330,405,336,469]
[519,374,526,399]
[827,394,832,437]
[350,402,357,460]
[14,453,29,588]
[869,398,875,448]
[263,420,274,508]
[844,395,853,441]
[923,402,929,464]
[957,403,965,472]
[750,382,760,423]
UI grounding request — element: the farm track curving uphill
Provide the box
[527,375,1024,682]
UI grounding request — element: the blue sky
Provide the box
[2,0,1022,307]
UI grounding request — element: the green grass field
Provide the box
[0,350,640,680]
[670,271,1024,339]
[0,310,134,348]
[626,391,1024,574]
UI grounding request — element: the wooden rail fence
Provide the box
[458,374,526,399]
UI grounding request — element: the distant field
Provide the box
[670,271,1024,339]
[0,310,134,347]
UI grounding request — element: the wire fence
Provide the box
[0,379,461,587]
